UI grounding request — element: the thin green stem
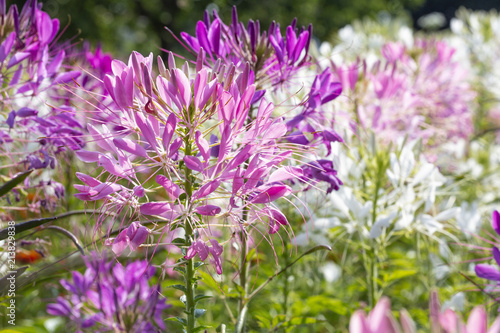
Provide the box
[183,137,196,333]
[235,224,249,333]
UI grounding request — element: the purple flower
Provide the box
[181,7,312,89]
[47,253,170,331]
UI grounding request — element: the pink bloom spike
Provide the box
[367,297,397,333]
[349,311,370,333]
[467,306,487,333]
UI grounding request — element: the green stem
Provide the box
[183,138,196,333]
[235,227,249,333]
[368,245,377,307]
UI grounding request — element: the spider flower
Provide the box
[0,0,89,215]
[350,293,500,333]
[74,50,302,272]
[180,6,312,89]
[475,211,500,283]
[330,39,475,152]
[47,253,170,332]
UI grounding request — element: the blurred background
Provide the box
[10,0,500,58]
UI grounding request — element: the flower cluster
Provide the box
[329,38,475,153]
[350,292,500,333]
[181,7,312,89]
[475,211,500,283]
[0,1,96,215]
[74,49,306,272]
[47,253,170,332]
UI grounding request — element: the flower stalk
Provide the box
[183,137,197,333]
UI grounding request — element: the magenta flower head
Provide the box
[180,6,312,89]
[350,293,500,333]
[0,1,89,214]
[331,39,475,152]
[429,290,500,333]
[47,252,170,332]
[349,297,401,333]
[74,49,304,273]
[475,211,500,283]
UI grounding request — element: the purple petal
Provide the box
[7,52,30,69]
[16,107,38,117]
[268,219,280,234]
[475,264,500,281]
[173,68,191,108]
[184,155,204,172]
[193,180,220,200]
[162,113,177,151]
[195,205,221,216]
[135,112,158,150]
[112,230,129,256]
[140,202,171,216]
[6,110,15,128]
[98,155,126,177]
[252,185,292,204]
[194,240,210,261]
[195,131,210,161]
[0,31,15,62]
[76,172,101,187]
[113,138,148,158]
[155,174,182,199]
[492,210,500,236]
[75,150,100,163]
[47,297,73,317]
[129,223,149,251]
[53,71,81,85]
[494,247,500,267]
[269,166,303,183]
[269,208,288,225]
[209,239,223,256]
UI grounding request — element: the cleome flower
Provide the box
[180,6,312,90]
[47,252,170,332]
[74,49,306,272]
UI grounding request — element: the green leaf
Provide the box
[305,296,347,316]
[194,261,205,269]
[171,237,186,246]
[194,294,211,304]
[197,270,222,294]
[279,316,325,328]
[193,325,212,333]
[0,170,33,197]
[255,314,272,329]
[174,266,186,274]
[194,308,206,318]
[169,284,187,293]
[166,316,187,326]
[232,281,245,294]
[385,269,418,282]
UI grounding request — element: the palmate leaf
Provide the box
[0,170,33,197]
